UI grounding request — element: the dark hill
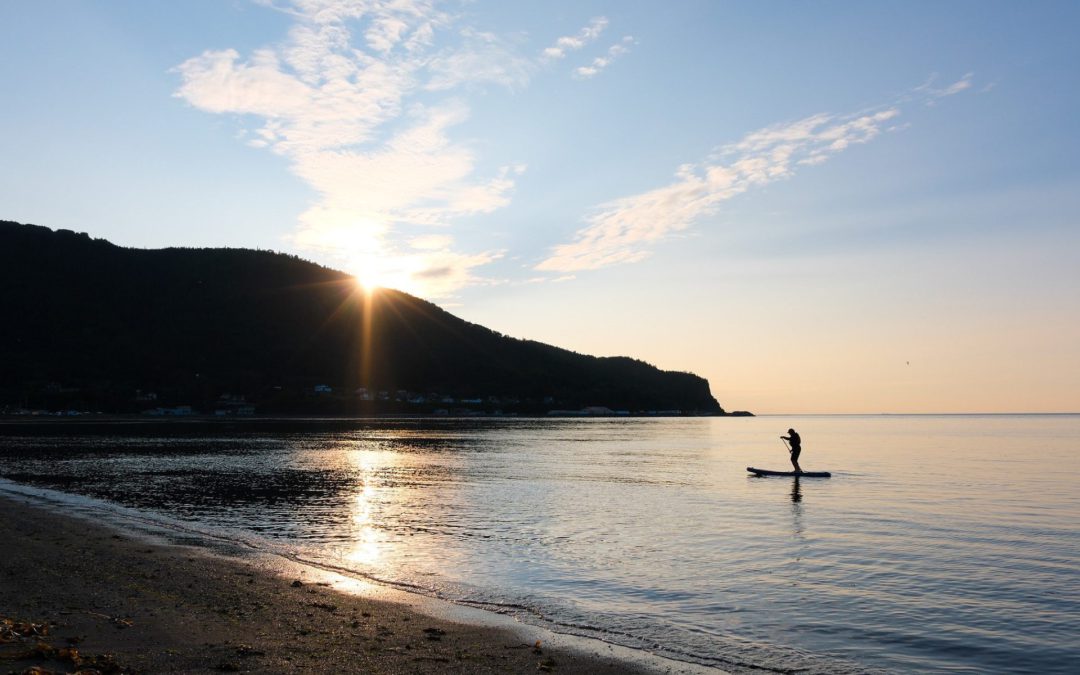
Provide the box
[0,220,724,415]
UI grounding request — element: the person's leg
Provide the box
[791,449,802,472]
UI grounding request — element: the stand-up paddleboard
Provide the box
[747,467,831,478]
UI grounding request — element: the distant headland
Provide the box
[0,221,751,418]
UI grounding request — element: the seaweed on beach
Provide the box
[0,616,135,674]
[0,619,49,642]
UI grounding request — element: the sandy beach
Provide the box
[0,493,704,675]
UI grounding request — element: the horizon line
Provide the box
[752,412,1080,417]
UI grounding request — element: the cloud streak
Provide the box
[914,71,974,101]
[542,16,608,60]
[574,36,634,79]
[536,76,973,273]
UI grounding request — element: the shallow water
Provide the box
[1,415,1077,673]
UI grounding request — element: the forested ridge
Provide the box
[0,220,725,415]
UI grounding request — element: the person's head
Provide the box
[787,428,795,434]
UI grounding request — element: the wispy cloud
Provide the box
[574,36,634,79]
[426,28,533,91]
[175,0,527,298]
[913,72,974,104]
[536,77,974,273]
[541,16,608,60]
[541,18,632,79]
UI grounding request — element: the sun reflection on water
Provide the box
[345,448,385,567]
[348,484,381,566]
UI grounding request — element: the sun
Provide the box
[343,251,389,293]
[352,271,382,294]
[345,253,420,296]
[349,260,411,294]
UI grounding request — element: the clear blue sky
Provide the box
[2,1,1078,413]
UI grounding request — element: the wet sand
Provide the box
[0,493,707,674]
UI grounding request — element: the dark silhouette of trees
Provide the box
[0,221,723,415]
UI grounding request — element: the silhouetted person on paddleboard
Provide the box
[781,428,802,473]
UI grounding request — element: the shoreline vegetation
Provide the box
[0,493,711,674]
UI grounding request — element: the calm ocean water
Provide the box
[1,415,1077,673]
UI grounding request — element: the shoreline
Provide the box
[0,415,752,438]
[0,411,751,426]
[0,488,721,674]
